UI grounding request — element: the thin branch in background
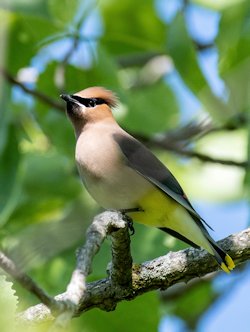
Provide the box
[0,68,64,112]
[0,251,59,310]
[156,143,249,168]
[135,115,249,168]
[173,149,249,168]
[194,40,214,51]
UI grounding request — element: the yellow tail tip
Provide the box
[221,254,235,273]
[225,254,235,270]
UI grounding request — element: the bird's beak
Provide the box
[60,94,76,103]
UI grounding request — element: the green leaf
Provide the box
[216,1,250,113]
[48,0,80,26]
[167,14,207,95]
[167,13,234,120]
[35,62,75,157]
[217,1,250,74]
[0,78,11,155]
[76,291,159,332]
[65,46,120,91]
[5,200,94,271]
[120,82,178,135]
[0,275,18,332]
[6,151,81,230]
[100,0,166,55]
[5,12,60,73]
[1,0,49,17]
[193,0,246,11]
[0,125,21,227]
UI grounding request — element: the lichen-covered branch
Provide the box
[51,211,129,328]
[109,220,133,288]
[19,225,250,324]
[1,211,130,328]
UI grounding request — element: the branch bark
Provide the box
[46,212,130,329]
[17,218,250,325]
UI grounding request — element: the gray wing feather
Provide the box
[113,132,214,231]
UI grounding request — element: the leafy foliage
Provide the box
[0,0,248,331]
[0,276,18,332]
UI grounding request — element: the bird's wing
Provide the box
[113,132,213,231]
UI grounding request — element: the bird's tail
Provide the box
[208,240,235,273]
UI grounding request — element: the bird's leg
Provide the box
[122,214,135,235]
[119,207,144,236]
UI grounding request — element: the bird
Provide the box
[60,86,235,273]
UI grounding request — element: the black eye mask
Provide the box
[71,95,107,108]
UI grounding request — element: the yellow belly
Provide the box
[127,188,213,254]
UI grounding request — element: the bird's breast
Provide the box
[75,129,152,209]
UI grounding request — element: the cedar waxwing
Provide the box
[60,87,235,273]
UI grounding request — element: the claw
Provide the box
[120,212,135,235]
[119,207,143,236]
[127,219,135,235]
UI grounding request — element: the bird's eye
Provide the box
[88,99,96,107]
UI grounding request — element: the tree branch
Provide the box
[4,212,129,328]
[135,118,249,168]
[0,251,59,310]
[109,219,133,288]
[18,222,250,324]
[0,68,64,112]
[52,211,129,328]
[159,145,249,168]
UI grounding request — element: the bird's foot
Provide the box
[127,220,135,235]
[127,218,135,235]
[119,207,143,236]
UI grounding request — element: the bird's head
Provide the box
[60,86,118,134]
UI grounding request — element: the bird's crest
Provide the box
[74,86,118,108]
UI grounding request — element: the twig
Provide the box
[164,145,248,168]
[18,227,250,324]
[135,121,248,168]
[0,251,59,310]
[193,40,214,51]
[0,68,64,112]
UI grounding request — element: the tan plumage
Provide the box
[75,86,118,108]
[61,87,235,273]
